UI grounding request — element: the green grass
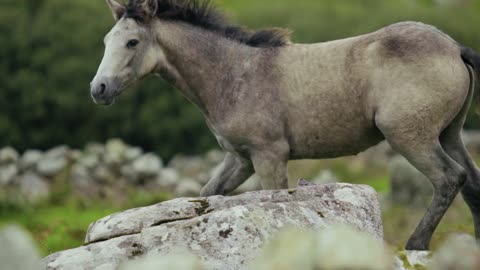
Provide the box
[0,191,172,256]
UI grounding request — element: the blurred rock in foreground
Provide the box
[42,183,383,270]
[0,224,41,270]
[252,226,391,270]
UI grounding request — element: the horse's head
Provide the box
[91,0,165,105]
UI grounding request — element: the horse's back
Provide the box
[276,21,470,159]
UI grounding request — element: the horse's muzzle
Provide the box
[90,77,121,106]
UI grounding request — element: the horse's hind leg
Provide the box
[377,117,466,250]
[442,128,480,240]
[440,66,480,239]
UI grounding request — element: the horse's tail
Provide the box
[461,46,480,108]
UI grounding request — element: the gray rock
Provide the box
[78,153,100,170]
[131,154,163,178]
[155,168,180,190]
[427,234,480,270]
[19,173,50,203]
[19,150,43,171]
[0,225,41,270]
[0,164,18,186]
[93,165,115,183]
[43,183,383,270]
[389,156,432,207]
[104,139,128,166]
[70,165,102,198]
[36,157,67,178]
[45,146,70,159]
[36,146,69,177]
[234,174,262,194]
[204,150,225,166]
[85,142,105,156]
[251,226,392,270]
[174,178,203,197]
[0,147,19,165]
[124,147,143,162]
[169,155,211,184]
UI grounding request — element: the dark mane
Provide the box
[124,0,290,48]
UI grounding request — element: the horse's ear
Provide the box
[139,0,158,18]
[106,0,126,21]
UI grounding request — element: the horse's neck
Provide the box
[153,20,258,116]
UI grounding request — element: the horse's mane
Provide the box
[124,0,291,48]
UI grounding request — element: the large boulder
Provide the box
[42,183,383,270]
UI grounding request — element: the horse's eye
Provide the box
[126,39,139,49]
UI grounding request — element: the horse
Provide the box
[91,0,480,251]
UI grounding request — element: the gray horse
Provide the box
[91,0,480,250]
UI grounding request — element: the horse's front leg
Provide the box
[200,153,254,197]
[250,140,290,190]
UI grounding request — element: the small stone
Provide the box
[36,156,67,177]
[175,178,202,197]
[104,139,128,166]
[0,147,19,165]
[45,145,70,159]
[19,150,43,171]
[18,173,50,203]
[85,142,105,156]
[124,147,143,162]
[93,165,115,183]
[156,168,180,190]
[204,149,225,165]
[132,154,163,178]
[297,178,315,187]
[78,153,100,170]
[0,164,18,186]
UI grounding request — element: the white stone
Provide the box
[156,168,180,190]
[132,154,163,178]
[174,178,202,197]
[0,147,19,165]
[104,139,128,166]
[19,150,43,171]
[19,173,50,203]
[0,164,18,186]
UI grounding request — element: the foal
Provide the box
[91,0,480,250]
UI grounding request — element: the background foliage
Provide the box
[1,0,480,159]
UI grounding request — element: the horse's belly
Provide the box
[287,121,384,160]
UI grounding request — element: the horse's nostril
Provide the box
[100,83,106,94]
